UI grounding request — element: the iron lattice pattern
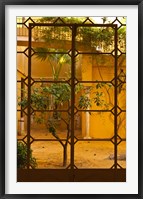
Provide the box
[17,17,126,181]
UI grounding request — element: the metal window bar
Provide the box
[17,17,126,181]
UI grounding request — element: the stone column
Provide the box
[84,86,91,139]
[81,54,93,138]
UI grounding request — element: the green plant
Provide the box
[78,94,92,109]
[17,141,37,168]
[18,17,126,167]
[34,17,126,52]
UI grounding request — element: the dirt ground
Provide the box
[18,129,126,169]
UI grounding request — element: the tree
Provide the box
[18,17,126,167]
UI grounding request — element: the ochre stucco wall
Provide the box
[17,47,126,139]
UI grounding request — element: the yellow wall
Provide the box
[17,43,126,139]
[81,54,126,139]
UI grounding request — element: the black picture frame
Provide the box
[0,0,143,198]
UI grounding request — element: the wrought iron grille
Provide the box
[17,17,126,182]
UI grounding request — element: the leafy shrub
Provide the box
[17,141,37,168]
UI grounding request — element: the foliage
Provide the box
[33,17,126,52]
[34,49,71,80]
[18,16,126,166]
[118,27,126,45]
[42,83,71,106]
[18,83,84,110]
[17,141,37,168]
[94,82,112,108]
[18,87,50,110]
[78,94,92,110]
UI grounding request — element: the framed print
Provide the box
[0,0,143,198]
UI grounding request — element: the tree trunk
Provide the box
[63,144,67,167]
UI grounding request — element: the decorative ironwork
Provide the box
[17,16,126,182]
